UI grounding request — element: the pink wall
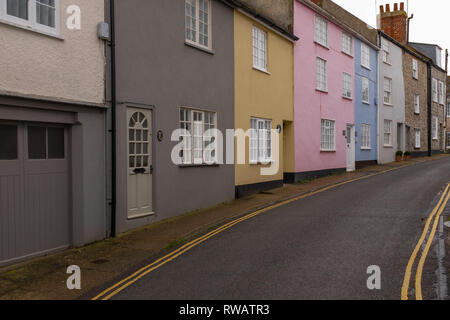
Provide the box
[294,1,355,173]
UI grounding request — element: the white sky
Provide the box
[332,0,449,72]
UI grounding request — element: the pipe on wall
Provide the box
[109,0,117,237]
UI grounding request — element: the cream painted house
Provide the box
[0,0,108,266]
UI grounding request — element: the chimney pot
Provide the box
[380,5,384,13]
[386,4,390,12]
[394,3,398,11]
[400,2,405,11]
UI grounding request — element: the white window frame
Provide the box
[342,32,352,55]
[447,102,450,118]
[316,57,327,92]
[361,124,371,150]
[252,25,267,72]
[432,116,438,140]
[412,59,418,79]
[438,81,444,105]
[383,120,393,147]
[179,107,217,165]
[185,0,212,50]
[250,117,272,164]
[414,94,420,114]
[384,77,392,105]
[362,77,370,104]
[321,119,336,151]
[432,78,438,103]
[0,0,60,36]
[314,14,328,48]
[342,73,352,99]
[361,43,371,69]
[381,39,390,64]
[414,129,421,149]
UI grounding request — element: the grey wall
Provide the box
[378,35,406,164]
[113,0,235,233]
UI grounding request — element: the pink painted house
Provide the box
[285,0,356,183]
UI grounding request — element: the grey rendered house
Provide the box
[377,32,406,164]
[0,0,108,266]
[109,0,235,234]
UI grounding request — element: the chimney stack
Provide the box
[378,2,408,43]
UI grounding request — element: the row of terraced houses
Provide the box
[0,0,449,266]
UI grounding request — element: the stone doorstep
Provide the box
[0,154,448,300]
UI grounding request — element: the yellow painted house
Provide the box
[234,9,297,197]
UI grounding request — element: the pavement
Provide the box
[0,154,449,300]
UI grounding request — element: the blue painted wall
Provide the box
[354,39,378,163]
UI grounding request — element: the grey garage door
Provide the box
[0,122,70,266]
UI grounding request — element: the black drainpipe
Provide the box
[427,61,432,157]
[110,0,117,237]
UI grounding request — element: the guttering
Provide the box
[109,0,117,237]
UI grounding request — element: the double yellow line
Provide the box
[401,182,450,300]
[91,164,418,300]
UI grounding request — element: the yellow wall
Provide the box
[234,11,294,187]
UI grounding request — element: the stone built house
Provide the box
[0,0,107,266]
[409,42,446,154]
[402,47,430,158]
[447,76,450,150]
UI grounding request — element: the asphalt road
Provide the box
[112,157,450,300]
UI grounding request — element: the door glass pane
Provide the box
[47,127,65,159]
[28,126,46,159]
[0,124,18,160]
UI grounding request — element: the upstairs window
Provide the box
[252,26,267,72]
[342,33,352,55]
[432,78,438,103]
[381,39,390,64]
[314,15,328,47]
[185,0,211,49]
[438,81,444,105]
[414,94,420,114]
[362,77,370,104]
[316,57,327,92]
[412,59,418,79]
[342,73,352,99]
[447,102,450,118]
[432,116,438,140]
[384,77,392,105]
[361,43,371,69]
[0,0,59,34]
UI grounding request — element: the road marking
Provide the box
[415,186,450,300]
[401,183,450,300]
[91,162,434,300]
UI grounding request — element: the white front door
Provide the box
[127,108,153,219]
[346,124,355,172]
